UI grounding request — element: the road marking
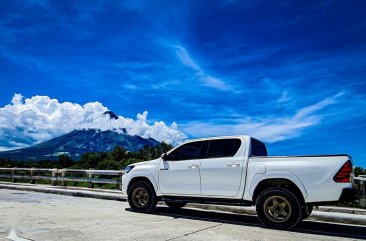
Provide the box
[6,228,32,241]
[164,223,223,241]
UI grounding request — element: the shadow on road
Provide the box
[126,206,366,240]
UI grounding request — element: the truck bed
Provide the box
[246,155,352,203]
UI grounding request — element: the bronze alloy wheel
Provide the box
[263,195,292,223]
[256,187,302,229]
[132,187,149,208]
[128,181,157,213]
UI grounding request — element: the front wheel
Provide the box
[256,188,302,230]
[127,181,157,213]
[165,201,187,209]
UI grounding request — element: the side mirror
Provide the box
[161,153,169,160]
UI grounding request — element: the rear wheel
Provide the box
[165,201,187,209]
[256,187,302,230]
[128,181,157,213]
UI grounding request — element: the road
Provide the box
[0,189,365,241]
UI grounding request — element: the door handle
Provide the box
[188,164,199,169]
[160,162,169,170]
[227,163,240,167]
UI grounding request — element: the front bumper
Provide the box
[121,173,129,193]
[338,188,357,203]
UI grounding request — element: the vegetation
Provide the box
[0,142,173,170]
[354,166,366,177]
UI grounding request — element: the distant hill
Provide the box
[0,129,159,161]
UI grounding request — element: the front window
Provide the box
[168,141,203,160]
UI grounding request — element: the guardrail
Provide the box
[354,176,366,208]
[0,168,124,190]
[0,167,365,205]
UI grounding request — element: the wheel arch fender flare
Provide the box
[249,171,308,200]
[127,171,158,193]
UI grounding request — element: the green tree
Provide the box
[354,166,365,177]
[57,154,75,168]
[78,153,102,169]
[109,146,128,162]
[97,158,121,170]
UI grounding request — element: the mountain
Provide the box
[0,129,160,161]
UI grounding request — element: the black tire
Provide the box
[302,205,313,219]
[165,201,187,209]
[256,187,302,230]
[127,181,157,213]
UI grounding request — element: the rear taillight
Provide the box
[334,160,352,183]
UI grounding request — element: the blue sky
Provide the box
[1,1,366,166]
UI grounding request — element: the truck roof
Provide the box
[184,135,252,142]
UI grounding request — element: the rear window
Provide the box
[206,138,241,158]
[251,138,268,156]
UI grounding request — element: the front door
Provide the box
[158,141,205,196]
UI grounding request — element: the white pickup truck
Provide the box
[122,135,355,229]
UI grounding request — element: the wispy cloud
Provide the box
[174,44,232,91]
[278,90,290,102]
[182,92,345,142]
[175,45,201,71]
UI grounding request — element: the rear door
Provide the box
[200,138,244,197]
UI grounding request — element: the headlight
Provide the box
[124,165,135,174]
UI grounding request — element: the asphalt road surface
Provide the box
[0,189,365,241]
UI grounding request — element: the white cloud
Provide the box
[0,94,187,150]
[182,93,344,143]
[174,44,231,91]
[175,45,201,71]
[278,91,290,102]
